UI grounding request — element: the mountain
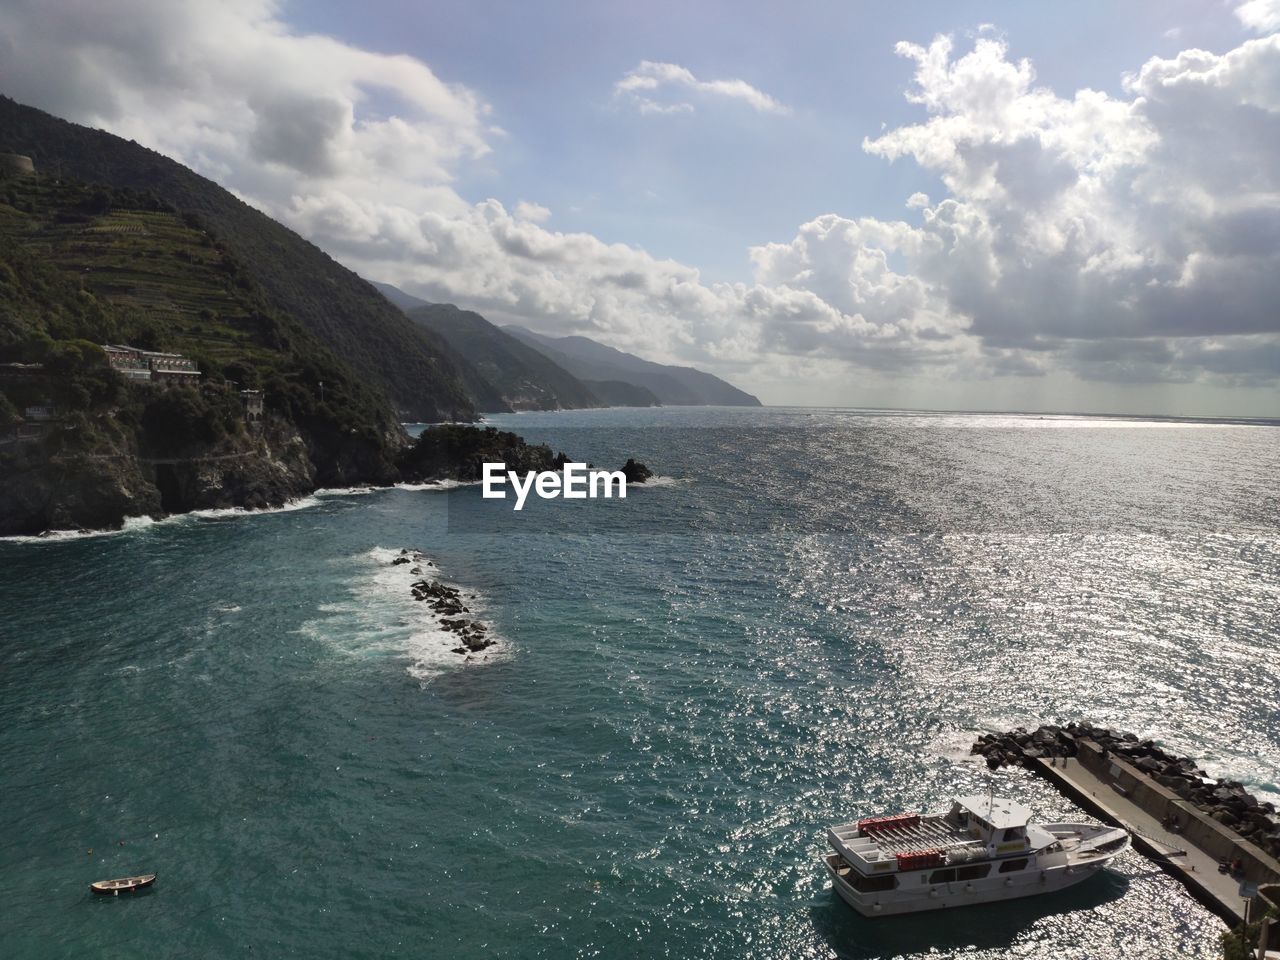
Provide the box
[503,327,761,406]
[580,379,660,408]
[0,128,570,535]
[0,172,408,532]
[0,95,482,422]
[371,281,432,312]
[403,303,601,411]
[372,282,658,412]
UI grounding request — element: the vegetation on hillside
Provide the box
[0,174,400,477]
[0,95,481,422]
[406,303,601,411]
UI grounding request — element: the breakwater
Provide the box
[975,722,1280,923]
[392,548,495,654]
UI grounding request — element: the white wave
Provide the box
[314,485,378,497]
[1,494,324,545]
[183,496,322,521]
[0,514,159,544]
[393,478,477,491]
[635,475,691,488]
[302,546,504,683]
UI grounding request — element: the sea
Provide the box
[1,406,1277,959]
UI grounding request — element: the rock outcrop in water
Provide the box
[395,549,495,655]
[975,721,1280,858]
[395,424,568,484]
[620,458,653,484]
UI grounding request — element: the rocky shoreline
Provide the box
[391,549,495,655]
[0,421,638,537]
[974,721,1280,859]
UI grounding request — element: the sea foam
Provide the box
[301,546,504,683]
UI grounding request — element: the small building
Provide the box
[0,401,60,445]
[103,344,153,382]
[240,388,264,423]
[0,362,46,383]
[142,350,201,384]
[101,344,201,384]
[0,153,34,177]
[23,403,58,421]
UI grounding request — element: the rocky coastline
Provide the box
[974,721,1280,860]
[1,422,641,538]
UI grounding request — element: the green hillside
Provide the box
[0,95,480,422]
[0,173,400,479]
[405,303,602,411]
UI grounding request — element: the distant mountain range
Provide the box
[409,303,604,411]
[375,282,760,412]
[503,326,761,407]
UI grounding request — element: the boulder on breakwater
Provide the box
[974,721,1280,859]
[394,549,494,654]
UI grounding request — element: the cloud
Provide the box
[2,0,1277,401]
[0,0,494,190]
[834,29,1280,382]
[613,60,790,115]
[514,200,552,223]
[1236,0,1280,34]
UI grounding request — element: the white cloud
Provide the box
[0,0,494,191]
[613,60,790,116]
[1236,0,1280,34]
[3,0,1277,399]
[514,200,552,223]
[834,30,1280,382]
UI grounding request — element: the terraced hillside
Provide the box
[0,95,483,422]
[0,175,389,430]
[0,172,418,524]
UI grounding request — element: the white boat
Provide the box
[825,795,1129,916]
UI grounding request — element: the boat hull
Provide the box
[825,853,1113,917]
[89,874,156,896]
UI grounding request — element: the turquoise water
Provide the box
[2,407,1277,958]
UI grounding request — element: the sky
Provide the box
[1,1,1279,417]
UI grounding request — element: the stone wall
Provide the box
[1076,739,1280,885]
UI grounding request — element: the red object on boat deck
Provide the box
[895,849,945,871]
[857,812,921,834]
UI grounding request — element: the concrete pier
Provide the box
[1031,751,1256,923]
[977,725,1280,927]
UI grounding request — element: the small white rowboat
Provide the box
[89,874,156,896]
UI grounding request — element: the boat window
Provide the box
[998,858,1029,873]
[955,863,992,881]
[1002,827,1025,842]
[850,873,897,893]
[928,868,957,884]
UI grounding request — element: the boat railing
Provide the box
[830,817,988,871]
[863,817,981,856]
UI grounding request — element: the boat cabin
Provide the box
[827,795,1057,882]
